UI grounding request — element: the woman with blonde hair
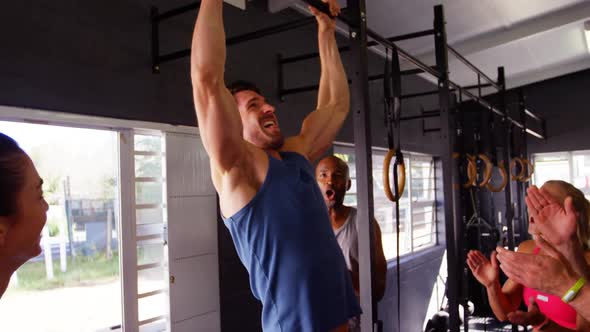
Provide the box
[0,132,48,298]
[467,181,590,331]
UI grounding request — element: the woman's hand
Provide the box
[467,250,499,288]
[526,186,578,247]
[507,298,546,327]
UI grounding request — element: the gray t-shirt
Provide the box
[333,207,359,272]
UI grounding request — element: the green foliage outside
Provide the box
[13,252,120,291]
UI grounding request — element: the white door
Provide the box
[165,132,220,332]
[119,131,171,332]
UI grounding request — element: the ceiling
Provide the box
[272,0,590,91]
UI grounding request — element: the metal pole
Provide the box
[498,68,518,332]
[279,29,434,64]
[347,0,377,330]
[277,53,285,101]
[401,83,493,100]
[447,46,501,91]
[279,69,431,99]
[518,90,530,243]
[434,5,461,332]
[498,67,515,252]
[226,16,316,45]
[151,7,160,73]
[156,16,316,66]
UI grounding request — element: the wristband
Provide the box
[562,277,586,303]
[532,315,549,331]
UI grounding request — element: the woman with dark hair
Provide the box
[0,132,48,298]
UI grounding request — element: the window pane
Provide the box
[138,292,168,323]
[533,153,570,186]
[135,135,163,153]
[572,151,590,199]
[137,208,165,225]
[136,155,163,178]
[534,150,590,200]
[138,242,165,266]
[138,267,167,295]
[139,319,167,332]
[136,182,164,205]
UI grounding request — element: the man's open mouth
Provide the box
[326,189,335,200]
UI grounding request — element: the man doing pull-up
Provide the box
[190,0,360,330]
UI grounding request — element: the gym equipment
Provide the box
[382,47,404,332]
[382,47,406,203]
[485,160,508,192]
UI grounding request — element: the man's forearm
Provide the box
[317,30,349,110]
[558,241,590,279]
[191,0,226,81]
[569,284,590,322]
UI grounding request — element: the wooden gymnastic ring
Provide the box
[510,157,525,181]
[477,154,494,187]
[383,149,406,202]
[486,160,508,192]
[463,154,478,188]
[519,158,535,182]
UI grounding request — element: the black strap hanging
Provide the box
[384,46,404,332]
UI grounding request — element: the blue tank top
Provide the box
[223,151,361,331]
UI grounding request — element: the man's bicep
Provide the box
[193,84,246,172]
[299,105,348,161]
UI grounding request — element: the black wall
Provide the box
[522,68,590,154]
[1,1,451,332]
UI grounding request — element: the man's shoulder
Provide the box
[281,136,310,160]
[345,206,374,222]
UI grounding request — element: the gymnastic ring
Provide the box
[519,159,535,182]
[383,149,406,202]
[477,154,494,187]
[463,154,478,188]
[486,160,508,192]
[510,157,525,181]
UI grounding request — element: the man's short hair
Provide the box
[227,80,261,96]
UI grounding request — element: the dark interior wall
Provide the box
[1,1,445,331]
[520,68,590,154]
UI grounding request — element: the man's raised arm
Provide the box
[288,0,350,162]
[191,0,246,173]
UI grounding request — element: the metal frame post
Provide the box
[498,67,515,251]
[434,5,461,332]
[347,0,377,331]
[151,7,160,73]
[499,68,517,332]
[517,90,530,242]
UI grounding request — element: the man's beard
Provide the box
[266,135,285,150]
